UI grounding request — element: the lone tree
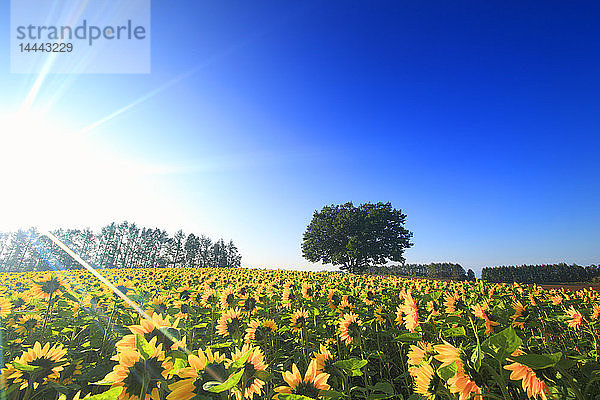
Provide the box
[302,202,413,273]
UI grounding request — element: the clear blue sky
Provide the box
[1,1,599,274]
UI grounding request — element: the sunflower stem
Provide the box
[302,325,309,364]
[100,301,117,357]
[22,381,34,400]
[555,364,585,400]
[482,361,510,400]
[139,366,150,400]
[41,292,54,334]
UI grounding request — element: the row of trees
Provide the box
[481,263,600,283]
[0,221,242,272]
[368,262,475,281]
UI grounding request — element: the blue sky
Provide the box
[0,1,599,273]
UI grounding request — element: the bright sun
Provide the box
[0,110,169,231]
[0,110,88,229]
[0,110,77,171]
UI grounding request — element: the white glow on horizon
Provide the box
[0,109,185,232]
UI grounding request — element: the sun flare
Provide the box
[0,110,172,231]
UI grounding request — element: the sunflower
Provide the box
[151,295,169,315]
[15,314,42,334]
[301,283,314,300]
[473,304,498,336]
[262,319,277,332]
[504,360,550,400]
[413,362,436,399]
[220,288,237,309]
[566,307,583,330]
[528,294,537,306]
[241,297,258,315]
[0,297,11,318]
[116,313,184,355]
[167,348,228,400]
[337,297,355,314]
[173,300,189,319]
[338,313,362,346]
[200,288,218,308]
[444,294,465,314]
[290,309,309,333]
[313,344,335,375]
[426,301,439,316]
[549,295,562,306]
[282,285,296,308]
[245,319,277,342]
[229,344,268,400]
[3,342,67,390]
[216,308,245,340]
[363,290,376,306]
[509,301,523,320]
[177,285,194,302]
[374,305,386,324]
[433,341,461,369]
[274,359,330,399]
[433,342,483,399]
[447,367,484,400]
[395,305,404,327]
[105,337,172,400]
[402,292,419,332]
[10,292,28,310]
[482,315,499,336]
[408,341,434,370]
[29,275,66,302]
[592,304,600,321]
[472,304,489,320]
[327,290,341,310]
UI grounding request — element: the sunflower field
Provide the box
[1,267,599,400]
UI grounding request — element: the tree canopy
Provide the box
[301,202,413,273]
[0,221,241,272]
[481,263,600,283]
[368,262,467,280]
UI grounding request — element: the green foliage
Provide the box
[135,334,154,360]
[0,222,242,272]
[481,327,522,361]
[481,263,600,283]
[302,202,413,273]
[204,368,245,393]
[333,359,368,376]
[369,262,467,280]
[510,352,562,369]
[85,387,124,400]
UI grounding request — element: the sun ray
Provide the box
[42,231,192,356]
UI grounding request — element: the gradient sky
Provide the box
[0,1,599,274]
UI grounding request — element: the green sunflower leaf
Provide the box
[441,326,466,337]
[481,327,522,361]
[135,333,154,360]
[84,387,124,400]
[12,362,40,372]
[229,349,252,370]
[334,359,368,376]
[509,352,562,370]
[278,395,316,400]
[437,361,458,382]
[204,367,245,393]
[320,390,344,399]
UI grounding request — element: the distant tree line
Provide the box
[481,263,600,283]
[368,263,475,281]
[0,221,242,272]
